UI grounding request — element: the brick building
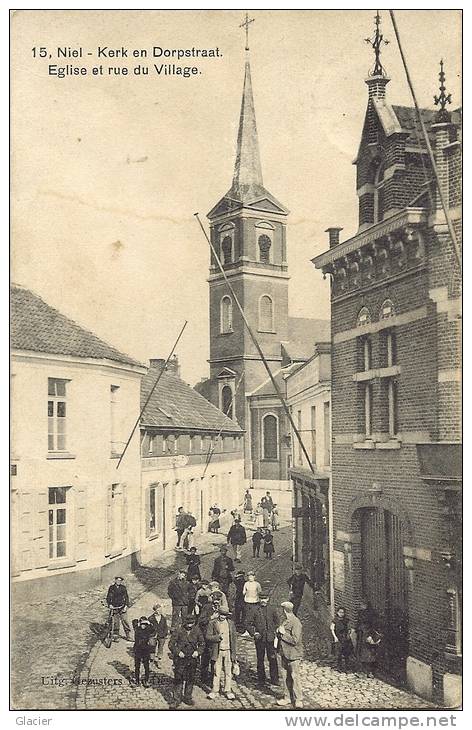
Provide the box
[140,356,244,558]
[313,42,461,705]
[197,48,329,492]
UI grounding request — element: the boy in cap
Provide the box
[106,576,131,642]
[211,545,234,595]
[132,615,154,687]
[167,569,191,630]
[287,564,308,616]
[276,601,304,709]
[148,603,169,668]
[206,606,237,700]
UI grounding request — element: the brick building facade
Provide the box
[313,56,461,705]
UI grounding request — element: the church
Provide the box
[196,29,329,491]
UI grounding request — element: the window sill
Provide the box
[46,452,76,460]
[376,439,401,450]
[110,452,123,460]
[107,549,124,560]
[47,559,77,571]
[261,458,280,463]
[353,365,401,382]
[219,330,234,336]
[148,532,160,542]
[257,330,276,335]
[353,440,376,450]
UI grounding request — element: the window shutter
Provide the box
[122,483,128,551]
[19,490,33,571]
[145,487,151,539]
[75,484,87,563]
[105,485,113,556]
[33,489,49,569]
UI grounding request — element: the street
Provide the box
[12,524,433,711]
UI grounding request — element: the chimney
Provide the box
[325,227,343,249]
[365,75,390,100]
[149,358,166,371]
[166,354,181,377]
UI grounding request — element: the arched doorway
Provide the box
[358,507,409,679]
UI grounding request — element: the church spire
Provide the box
[232,13,263,195]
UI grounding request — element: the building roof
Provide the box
[11,285,143,367]
[282,317,331,363]
[141,363,243,433]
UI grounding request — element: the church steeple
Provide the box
[231,59,264,197]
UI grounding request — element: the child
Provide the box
[271,505,280,531]
[330,607,354,672]
[263,529,275,559]
[252,528,263,557]
[185,546,201,581]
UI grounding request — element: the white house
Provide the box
[11,285,146,599]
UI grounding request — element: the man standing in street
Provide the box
[246,591,280,688]
[106,576,131,642]
[147,603,169,669]
[227,518,247,563]
[131,616,154,687]
[232,570,246,631]
[287,564,308,616]
[168,569,191,630]
[168,614,205,708]
[211,545,234,595]
[174,506,187,549]
[206,606,237,700]
[276,601,304,709]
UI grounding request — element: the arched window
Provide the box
[220,296,233,333]
[258,235,272,264]
[221,236,233,265]
[221,385,233,419]
[357,306,371,328]
[259,295,274,332]
[262,414,278,460]
[380,299,395,320]
[374,163,386,223]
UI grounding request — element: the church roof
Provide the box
[282,317,331,363]
[141,363,243,433]
[11,284,143,368]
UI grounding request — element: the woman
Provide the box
[263,529,275,559]
[262,505,271,529]
[254,503,264,529]
[208,504,221,534]
[271,505,280,531]
[243,490,253,514]
[330,607,354,672]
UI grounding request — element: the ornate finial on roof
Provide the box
[365,10,389,77]
[239,11,255,52]
[434,59,452,122]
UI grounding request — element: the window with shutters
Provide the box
[445,588,461,655]
[48,378,68,451]
[221,385,233,419]
[48,487,68,559]
[148,433,156,455]
[258,234,272,264]
[262,413,278,461]
[258,295,274,332]
[111,483,124,554]
[220,296,233,333]
[221,236,233,265]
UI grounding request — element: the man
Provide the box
[206,606,237,700]
[287,564,308,616]
[174,506,187,549]
[227,518,247,563]
[198,599,220,687]
[242,570,262,631]
[167,570,190,629]
[211,545,234,595]
[232,571,246,630]
[276,601,304,709]
[246,591,280,687]
[106,576,131,641]
[132,616,154,687]
[168,614,205,708]
[148,603,169,669]
[264,491,274,513]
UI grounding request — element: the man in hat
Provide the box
[227,517,247,563]
[246,591,280,687]
[206,606,237,700]
[132,615,154,687]
[211,545,234,595]
[287,564,308,616]
[276,601,304,709]
[232,570,246,630]
[197,598,220,687]
[168,614,205,708]
[106,576,131,641]
[148,603,169,669]
[168,569,191,630]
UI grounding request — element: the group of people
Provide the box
[243,490,280,532]
[330,601,384,676]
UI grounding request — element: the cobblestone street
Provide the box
[12,523,433,711]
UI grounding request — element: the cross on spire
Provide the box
[240,11,255,52]
[434,59,452,122]
[365,10,389,77]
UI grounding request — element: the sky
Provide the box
[11,9,461,385]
